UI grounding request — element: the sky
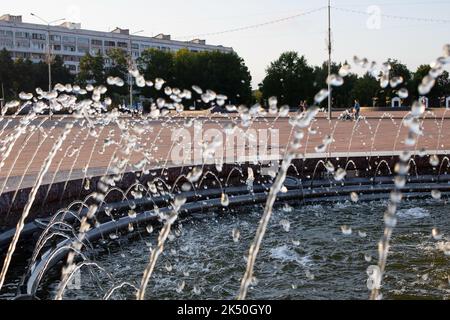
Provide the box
[2,0,450,88]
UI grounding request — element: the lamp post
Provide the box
[327,0,332,120]
[128,30,144,114]
[0,82,4,114]
[30,13,65,118]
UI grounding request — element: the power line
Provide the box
[332,6,450,24]
[177,6,327,39]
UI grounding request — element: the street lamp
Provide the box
[128,30,144,114]
[30,13,65,118]
[110,29,144,115]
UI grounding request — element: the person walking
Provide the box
[303,100,309,111]
[299,100,305,113]
[353,99,361,120]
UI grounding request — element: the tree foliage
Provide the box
[260,52,450,108]
[0,49,73,100]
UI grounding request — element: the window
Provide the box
[0,39,13,48]
[53,44,61,51]
[118,42,128,48]
[78,46,89,53]
[90,48,102,55]
[78,37,89,45]
[63,45,76,52]
[32,33,46,40]
[16,40,30,48]
[62,36,76,43]
[91,39,102,46]
[104,41,116,47]
[0,29,13,38]
[15,31,31,39]
[131,43,139,50]
[50,35,61,42]
[31,41,45,50]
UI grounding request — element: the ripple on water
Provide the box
[270,245,312,268]
[397,207,431,219]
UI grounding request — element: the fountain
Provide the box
[0,44,449,301]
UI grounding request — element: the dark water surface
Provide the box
[2,198,450,300]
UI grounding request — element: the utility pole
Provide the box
[1,82,4,114]
[30,13,65,119]
[128,30,144,115]
[327,0,332,120]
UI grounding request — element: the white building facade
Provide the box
[0,14,233,74]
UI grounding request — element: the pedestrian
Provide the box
[299,101,305,113]
[303,100,309,111]
[353,99,361,120]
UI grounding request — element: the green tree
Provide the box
[105,48,129,98]
[411,65,450,107]
[0,49,15,100]
[51,55,74,85]
[12,58,34,94]
[195,51,252,106]
[313,61,358,108]
[138,49,175,84]
[351,73,380,107]
[77,53,105,86]
[376,59,412,106]
[260,52,314,108]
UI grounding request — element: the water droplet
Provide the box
[221,193,230,207]
[431,189,442,200]
[19,92,33,100]
[358,231,367,238]
[364,254,372,262]
[339,64,351,77]
[165,262,173,272]
[432,228,443,240]
[155,78,165,90]
[280,219,291,232]
[384,213,398,228]
[397,88,409,99]
[327,74,344,87]
[174,195,187,209]
[146,225,154,234]
[232,228,241,243]
[181,183,192,192]
[334,168,347,181]
[176,281,186,293]
[305,270,315,281]
[283,203,293,213]
[394,176,406,189]
[341,225,352,236]
[192,85,203,95]
[439,242,450,256]
[325,161,335,173]
[430,155,440,167]
[314,89,329,104]
[350,192,359,203]
[390,191,403,204]
[315,144,327,153]
[418,76,435,95]
[192,286,202,295]
[390,76,403,88]
[187,167,203,183]
[109,233,119,240]
[128,210,137,219]
[279,105,290,117]
[443,44,450,57]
